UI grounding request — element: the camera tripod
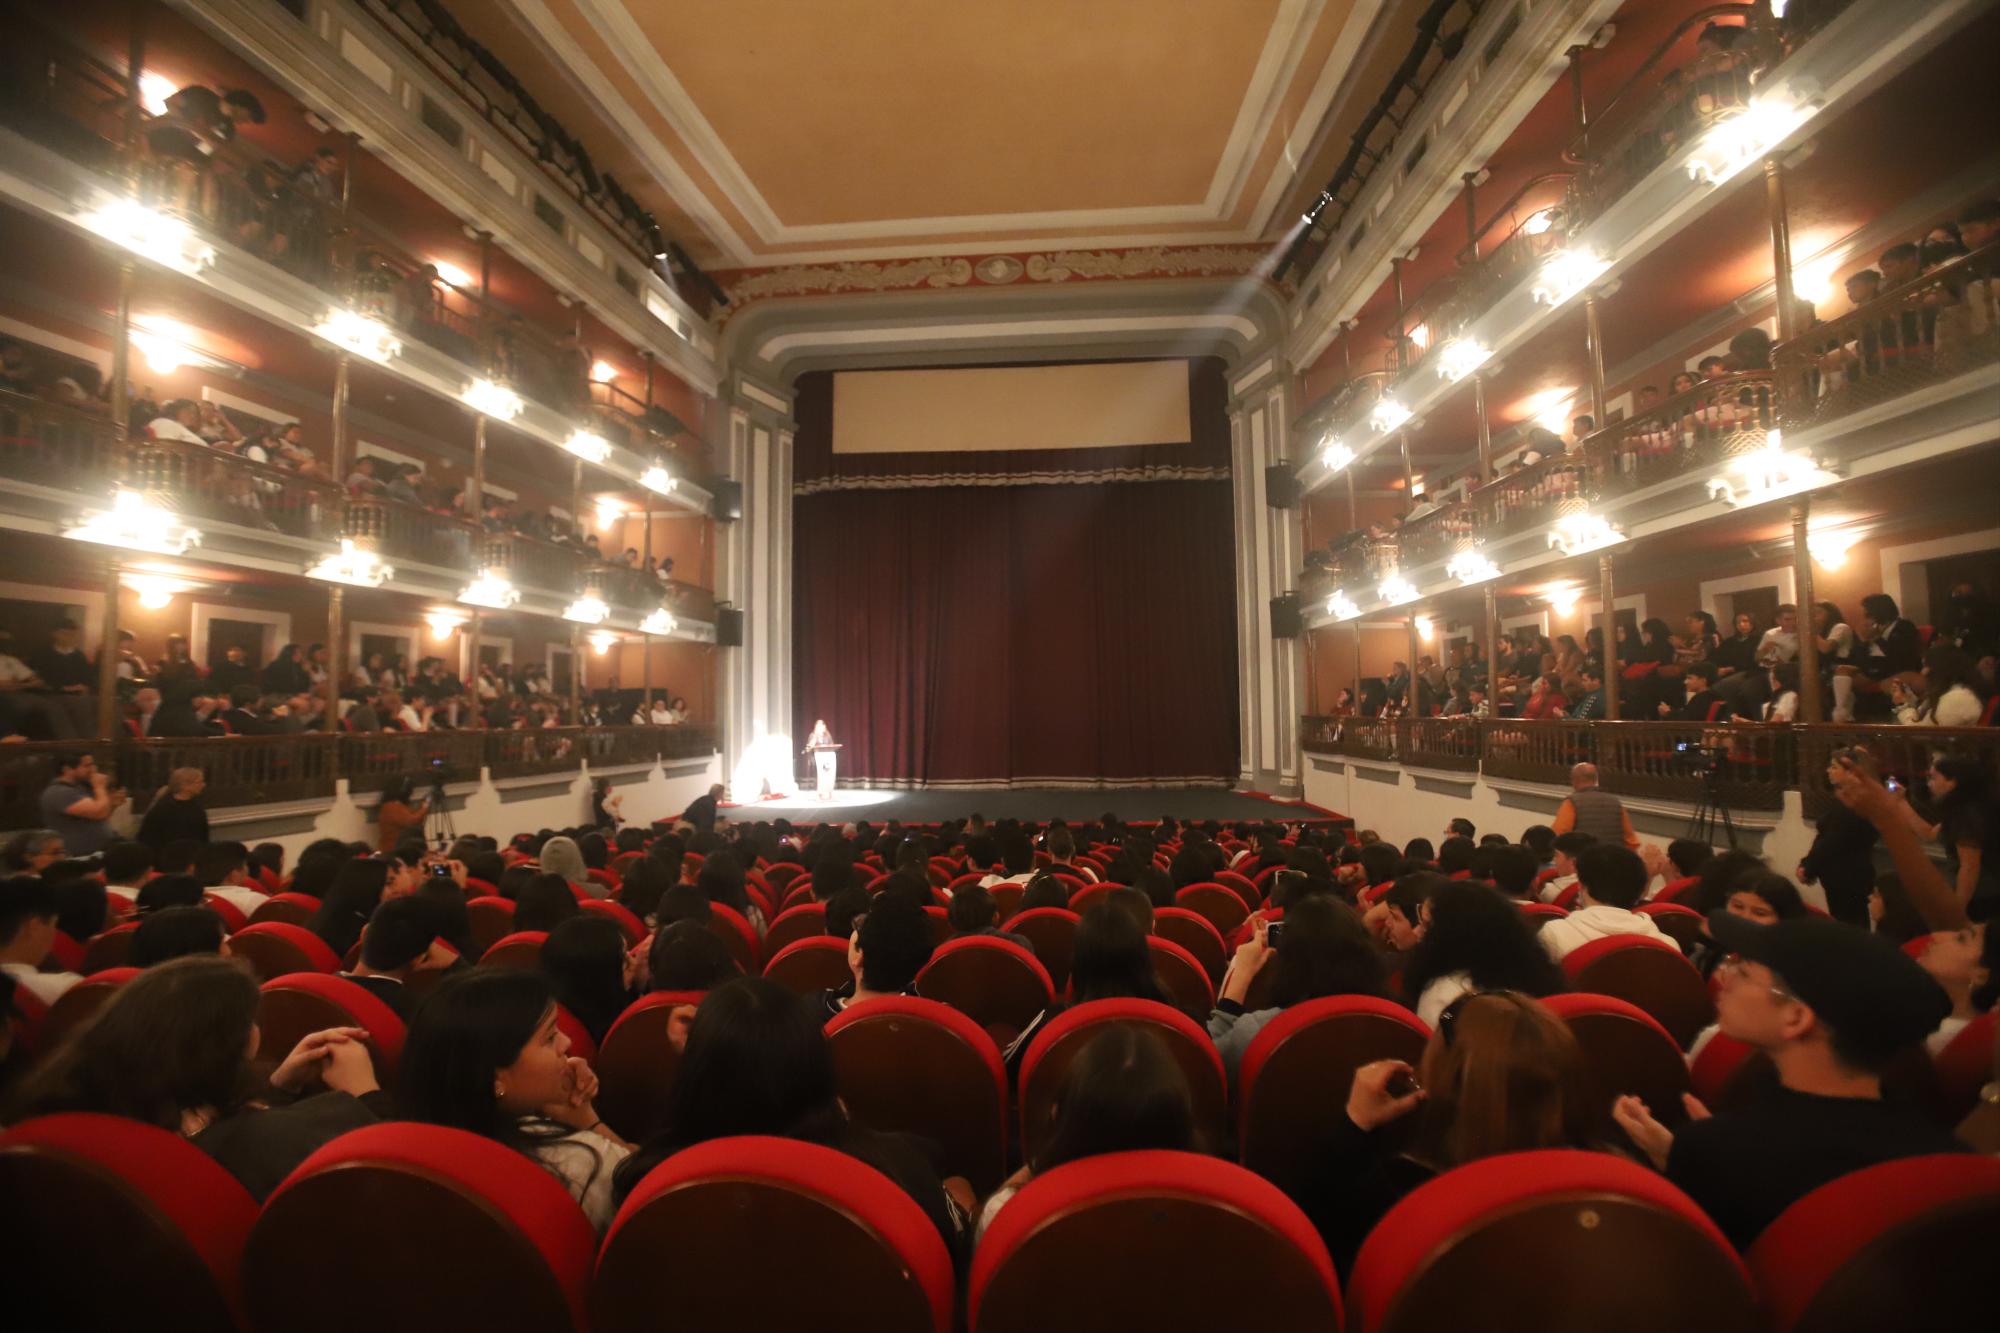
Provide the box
[425,775,456,848]
[1686,765,1738,848]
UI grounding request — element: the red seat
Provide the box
[1654,875,1700,904]
[201,894,252,934]
[45,929,86,972]
[947,872,988,898]
[595,1136,953,1333]
[923,904,950,946]
[914,936,1055,1041]
[1214,870,1260,907]
[77,920,142,974]
[257,972,407,1086]
[1689,1030,1766,1109]
[762,937,853,996]
[1560,935,1712,1049]
[1551,881,1583,910]
[0,1113,259,1331]
[1933,1009,1998,1124]
[969,1150,1339,1333]
[1748,1155,2000,1333]
[1347,1150,1758,1332]
[764,902,830,956]
[1005,908,1078,991]
[986,881,1025,922]
[1017,999,1227,1163]
[465,896,517,954]
[1066,882,1118,916]
[553,1003,598,1063]
[248,892,322,928]
[578,898,646,946]
[1151,906,1227,984]
[480,930,549,970]
[706,901,761,973]
[228,922,341,982]
[1636,901,1706,952]
[245,1123,596,1333]
[826,995,1008,1192]
[1146,936,1216,1015]
[594,990,705,1142]
[763,862,805,890]
[1237,996,1430,1192]
[781,881,817,912]
[1544,993,1694,1135]
[1174,883,1250,937]
[586,868,619,893]
[1515,901,1568,928]
[30,966,141,1056]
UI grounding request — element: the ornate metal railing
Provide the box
[345,496,481,573]
[1794,724,1996,820]
[339,728,486,796]
[1588,370,1775,491]
[485,725,587,779]
[1398,717,1481,772]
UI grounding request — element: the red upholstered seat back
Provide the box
[246,1122,597,1333]
[1561,935,1712,1048]
[465,896,516,954]
[200,894,251,933]
[1145,936,1217,1016]
[1688,1029,1762,1107]
[77,919,142,974]
[1214,870,1260,907]
[1543,992,1693,1134]
[248,892,322,928]
[594,990,705,1142]
[706,901,762,972]
[553,1003,598,1062]
[1017,999,1227,1163]
[1654,874,1700,904]
[968,1149,1339,1333]
[1933,1009,1998,1124]
[765,902,830,956]
[578,897,646,946]
[825,995,1008,1192]
[986,881,1025,922]
[0,1112,258,1331]
[480,930,550,970]
[1150,906,1227,985]
[781,880,817,912]
[1636,901,1706,951]
[257,972,408,1085]
[1005,908,1079,991]
[30,966,140,1056]
[596,1135,954,1333]
[1347,1150,1757,1333]
[45,928,86,972]
[229,921,341,981]
[1748,1154,2000,1333]
[763,861,805,890]
[1066,882,1118,916]
[1174,883,1250,936]
[1237,996,1431,1192]
[914,936,1055,1040]
[762,937,854,996]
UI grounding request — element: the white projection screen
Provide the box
[832,361,1191,454]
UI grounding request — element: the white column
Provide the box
[716,388,795,794]
[1228,358,1304,795]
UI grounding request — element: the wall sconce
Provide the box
[1531,247,1609,307]
[1379,575,1419,605]
[1328,591,1361,621]
[462,379,524,420]
[1546,511,1622,557]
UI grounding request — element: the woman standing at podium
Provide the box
[808,719,836,800]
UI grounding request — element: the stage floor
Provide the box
[722,786,1340,825]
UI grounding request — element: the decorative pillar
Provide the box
[716,377,797,788]
[1568,46,1591,163]
[467,413,486,517]
[569,625,582,720]
[641,496,655,714]
[1462,170,1480,262]
[465,611,481,701]
[329,352,351,480]
[322,585,344,736]
[1792,495,1822,722]
[1473,373,1494,483]
[120,9,148,151]
[1765,157,1800,342]
[95,561,121,739]
[1229,355,1303,794]
[1598,551,1619,721]
[1584,293,1608,427]
[109,261,133,439]
[1407,615,1425,717]
[1484,583,1501,712]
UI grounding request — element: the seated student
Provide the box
[1613,913,1965,1249]
[805,894,934,1021]
[1208,895,1387,1075]
[193,843,270,919]
[818,887,869,943]
[5,955,384,1199]
[1404,880,1568,1026]
[646,920,740,993]
[1435,837,1477,879]
[308,858,405,960]
[610,976,969,1251]
[1483,844,1540,901]
[977,1026,1199,1240]
[1664,838,1714,889]
[1915,920,1996,1056]
[398,969,633,1231]
[339,896,456,1019]
[135,872,204,915]
[1301,992,1603,1276]
[540,915,639,1045]
[1016,871,1071,914]
[1005,904,1173,1071]
[1402,838,1436,867]
[1363,873,1436,951]
[0,877,84,1005]
[1356,842,1402,898]
[513,873,583,935]
[1129,864,1177,911]
[46,866,108,945]
[1444,817,1476,842]
[1539,846,1671,962]
[100,840,153,898]
[947,883,1033,952]
[1536,831,1597,903]
[1520,824,1557,875]
[654,883,713,931]
[1042,826,1097,883]
[129,905,227,966]
[1662,661,1730,721]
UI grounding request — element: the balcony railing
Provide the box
[486,726,586,779]
[340,729,487,796]
[346,495,481,573]
[1775,239,2000,434]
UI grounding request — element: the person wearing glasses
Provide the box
[1612,912,1963,1250]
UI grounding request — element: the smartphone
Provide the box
[1385,1067,1421,1098]
[427,862,454,878]
[1885,778,1903,795]
[1263,921,1285,948]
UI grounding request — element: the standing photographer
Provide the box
[375,775,430,854]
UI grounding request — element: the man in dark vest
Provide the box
[1551,762,1640,849]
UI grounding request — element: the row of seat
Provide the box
[5,1110,1990,1333]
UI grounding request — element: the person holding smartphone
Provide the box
[1207,895,1387,1078]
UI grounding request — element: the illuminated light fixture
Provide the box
[587,630,619,655]
[639,607,679,636]
[1369,398,1413,434]
[1406,323,1431,352]
[461,378,523,420]
[1414,614,1436,641]
[1531,246,1610,307]
[590,360,620,383]
[593,497,627,530]
[314,309,402,363]
[123,572,193,610]
[430,260,472,289]
[1379,575,1419,606]
[1792,254,1843,310]
[1545,583,1582,616]
[424,610,466,638]
[1436,338,1491,383]
[458,568,520,609]
[305,537,393,588]
[66,491,200,556]
[639,466,679,495]
[1686,91,1819,187]
[137,72,178,116]
[1546,510,1623,557]
[1706,430,1836,507]
[129,327,187,376]
[1327,591,1361,621]
[563,429,611,464]
[1808,526,1857,570]
[1520,208,1555,237]
[76,196,216,275]
[1446,550,1500,585]
[563,594,610,625]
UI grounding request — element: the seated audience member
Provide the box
[1402,838,1436,867]
[1483,844,1540,901]
[1893,644,1987,727]
[1687,870,1810,982]
[538,836,604,901]
[947,883,1032,952]
[1665,838,1714,885]
[397,969,633,1231]
[1016,871,1070,915]
[308,858,405,959]
[1435,837,1477,879]
[47,869,107,945]
[1539,845,1671,962]
[977,1026,1199,1240]
[1537,832,1597,902]
[609,977,968,1248]
[100,839,153,895]
[513,873,583,935]
[1613,913,1965,1249]
[1915,920,1996,1056]
[1208,896,1387,1075]
[1357,842,1402,895]
[1403,880,1568,1026]
[129,905,227,966]
[340,896,456,1018]
[1302,992,1602,1275]
[1663,662,1730,721]
[194,843,269,918]
[806,894,934,1020]
[0,877,84,1005]
[696,850,765,933]
[540,915,638,1044]
[1006,904,1172,1070]
[135,872,204,915]
[1129,864,1177,910]
[1365,874,1437,951]
[646,919,739,993]
[1043,826,1097,883]
[1444,817,1476,842]
[5,955,383,1199]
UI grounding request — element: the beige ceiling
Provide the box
[478,0,1393,270]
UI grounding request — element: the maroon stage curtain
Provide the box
[791,480,1240,786]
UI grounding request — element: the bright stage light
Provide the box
[731,732,800,801]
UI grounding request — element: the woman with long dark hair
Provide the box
[1715,610,1760,678]
[1208,895,1387,1075]
[397,968,632,1229]
[261,642,313,695]
[1904,753,2000,915]
[540,915,637,1044]
[307,857,407,959]
[1402,880,1567,1027]
[1894,643,1987,726]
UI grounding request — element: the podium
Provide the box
[806,743,842,800]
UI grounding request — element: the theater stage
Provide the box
[720,786,1343,826]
